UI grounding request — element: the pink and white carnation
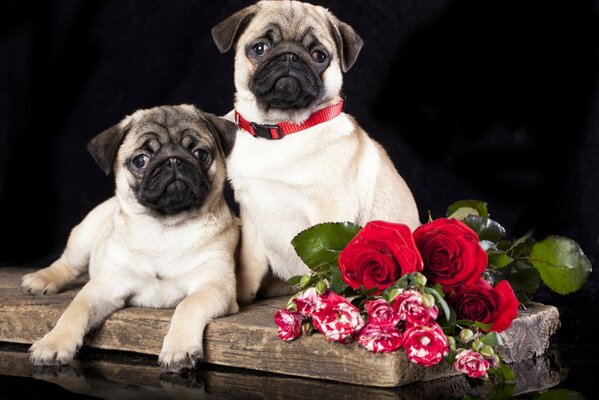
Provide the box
[293,287,321,316]
[274,309,304,341]
[454,349,490,378]
[402,322,449,367]
[356,323,403,353]
[311,291,365,343]
[393,289,439,326]
[364,299,400,328]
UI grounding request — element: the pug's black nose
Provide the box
[280,53,299,63]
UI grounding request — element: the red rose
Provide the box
[311,291,365,343]
[356,323,403,353]
[402,323,449,367]
[338,221,423,293]
[293,287,321,316]
[454,350,490,378]
[447,279,519,332]
[392,289,439,327]
[274,309,303,341]
[364,299,400,328]
[413,218,487,288]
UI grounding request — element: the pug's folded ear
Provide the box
[329,15,364,73]
[203,114,237,159]
[87,119,132,175]
[211,5,257,53]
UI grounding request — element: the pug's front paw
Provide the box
[29,332,79,366]
[22,260,74,295]
[158,337,203,372]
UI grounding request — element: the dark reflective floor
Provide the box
[0,339,593,400]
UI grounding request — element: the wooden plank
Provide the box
[0,267,560,387]
[0,343,560,399]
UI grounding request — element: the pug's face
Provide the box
[87,105,236,217]
[212,0,363,120]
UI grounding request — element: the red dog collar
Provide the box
[234,100,344,140]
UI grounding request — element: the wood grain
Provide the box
[0,267,560,387]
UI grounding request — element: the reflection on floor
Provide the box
[0,341,579,400]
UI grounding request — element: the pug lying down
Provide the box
[21,105,239,372]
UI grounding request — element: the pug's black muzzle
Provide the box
[250,52,322,110]
[137,156,210,215]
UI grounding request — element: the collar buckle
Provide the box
[250,122,283,140]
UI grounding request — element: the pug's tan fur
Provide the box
[22,105,239,372]
[212,1,421,305]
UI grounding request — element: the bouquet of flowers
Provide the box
[274,200,592,380]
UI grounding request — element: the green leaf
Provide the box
[488,362,515,382]
[440,309,457,335]
[529,236,592,294]
[462,215,506,243]
[508,231,535,258]
[480,331,504,346]
[507,261,541,296]
[329,267,348,294]
[287,275,302,286]
[487,251,512,268]
[291,222,362,271]
[447,200,489,219]
[431,283,445,298]
[383,287,402,303]
[424,286,451,322]
[456,319,475,328]
[474,321,493,332]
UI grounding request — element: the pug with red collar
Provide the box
[212,0,420,305]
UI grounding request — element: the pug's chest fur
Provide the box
[226,114,379,277]
[88,202,228,307]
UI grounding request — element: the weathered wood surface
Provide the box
[0,343,561,399]
[0,267,560,387]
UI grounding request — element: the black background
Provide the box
[1,0,598,396]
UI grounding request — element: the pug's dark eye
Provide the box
[194,148,211,163]
[131,154,150,170]
[311,50,327,64]
[252,42,269,56]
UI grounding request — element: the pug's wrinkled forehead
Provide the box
[122,105,216,150]
[240,1,336,50]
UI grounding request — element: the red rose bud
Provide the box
[447,279,519,333]
[413,218,488,288]
[311,291,365,343]
[356,323,403,353]
[403,323,449,367]
[453,349,490,378]
[393,290,439,327]
[274,309,304,341]
[364,298,401,328]
[338,221,423,293]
